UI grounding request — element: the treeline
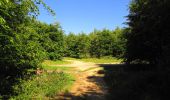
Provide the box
[64,28,126,59]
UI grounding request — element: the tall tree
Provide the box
[64,33,78,58]
[90,29,114,58]
[125,0,170,65]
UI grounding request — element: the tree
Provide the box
[64,33,78,58]
[89,28,125,58]
[0,0,55,74]
[35,22,64,60]
[125,0,170,65]
[112,27,127,58]
[76,33,90,58]
[0,0,56,98]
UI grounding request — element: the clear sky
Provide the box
[38,0,130,34]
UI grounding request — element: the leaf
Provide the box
[0,16,6,24]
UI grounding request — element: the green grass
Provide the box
[78,57,122,64]
[42,65,75,71]
[64,57,77,60]
[10,72,75,100]
[42,60,71,66]
[42,59,75,71]
[9,60,76,100]
[64,56,122,64]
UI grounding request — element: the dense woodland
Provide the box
[0,0,170,99]
[64,28,126,58]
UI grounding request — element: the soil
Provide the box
[54,60,110,100]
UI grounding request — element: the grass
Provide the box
[42,59,75,71]
[9,60,76,100]
[77,57,122,64]
[64,56,122,64]
[64,57,77,60]
[42,60,71,66]
[10,72,75,100]
[42,65,75,71]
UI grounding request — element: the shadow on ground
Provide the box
[56,71,107,100]
[58,92,105,100]
[97,64,170,100]
[56,64,170,100]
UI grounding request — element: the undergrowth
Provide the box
[10,72,75,100]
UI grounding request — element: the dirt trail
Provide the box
[56,60,109,100]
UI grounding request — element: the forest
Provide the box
[0,0,170,100]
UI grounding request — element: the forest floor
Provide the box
[53,60,114,100]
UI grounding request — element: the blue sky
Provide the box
[38,0,130,34]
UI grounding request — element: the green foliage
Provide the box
[125,0,170,65]
[0,0,58,73]
[64,33,78,57]
[44,23,64,60]
[89,28,126,58]
[0,0,65,98]
[89,29,112,58]
[112,28,127,58]
[64,28,126,59]
[11,72,74,99]
[76,33,90,58]
[31,21,64,60]
[64,33,90,58]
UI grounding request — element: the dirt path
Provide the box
[56,60,109,100]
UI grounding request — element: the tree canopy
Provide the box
[0,0,62,75]
[125,0,170,66]
[64,28,126,59]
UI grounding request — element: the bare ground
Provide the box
[54,60,109,100]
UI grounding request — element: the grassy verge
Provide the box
[10,72,75,100]
[42,60,71,66]
[102,64,170,100]
[64,57,77,60]
[9,60,76,100]
[64,56,122,64]
[78,57,122,64]
[42,65,75,71]
[42,59,75,71]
